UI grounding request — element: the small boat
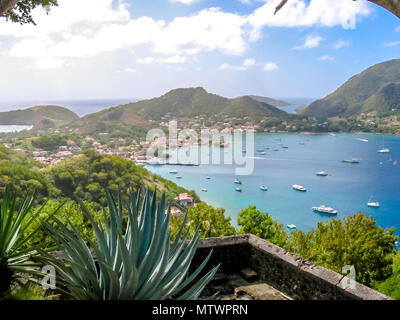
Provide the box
[378,137,390,153]
[169,169,178,174]
[234,179,242,185]
[312,205,338,215]
[201,188,208,192]
[287,224,297,229]
[235,187,242,192]
[316,171,328,176]
[176,176,183,179]
[367,195,380,208]
[259,151,266,155]
[367,201,380,208]
[272,148,279,152]
[292,184,307,192]
[260,185,268,191]
[342,158,360,163]
[256,149,264,153]
[206,176,211,180]
[299,142,305,145]
[282,146,288,149]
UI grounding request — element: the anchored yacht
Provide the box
[292,184,307,192]
[312,205,338,215]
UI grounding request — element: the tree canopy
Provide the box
[0,0,57,25]
[286,213,398,287]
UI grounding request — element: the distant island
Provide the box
[0,105,79,127]
[248,95,292,107]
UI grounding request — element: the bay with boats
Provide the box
[146,133,400,235]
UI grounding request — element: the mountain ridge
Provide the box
[301,59,400,118]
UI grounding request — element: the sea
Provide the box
[146,133,400,236]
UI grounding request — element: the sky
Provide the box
[0,0,399,105]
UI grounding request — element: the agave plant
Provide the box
[37,189,219,300]
[0,189,51,297]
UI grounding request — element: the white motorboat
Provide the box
[312,205,338,215]
[292,184,307,192]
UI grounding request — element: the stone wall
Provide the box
[192,234,392,300]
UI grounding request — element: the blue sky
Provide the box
[0,0,399,104]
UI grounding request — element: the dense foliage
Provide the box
[237,206,288,247]
[0,144,56,199]
[0,190,52,297]
[377,251,400,299]
[3,0,58,25]
[285,213,398,287]
[170,203,237,240]
[46,150,199,204]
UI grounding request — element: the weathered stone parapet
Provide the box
[193,234,392,300]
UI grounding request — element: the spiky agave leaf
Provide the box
[39,189,218,300]
[0,189,61,297]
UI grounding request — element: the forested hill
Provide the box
[301,59,400,118]
[68,87,291,134]
[0,105,79,126]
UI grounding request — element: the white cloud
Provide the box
[320,55,335,61]
[153,8,247,56]
[0,0,373,70]
[137,56,187,64]
[2,3,248,69]
[294,35,324,49]
[248,0,371,41]
[333,40,350,49]
[219,58,256,71]
[383,41,400,47]
[136,57,156,64]
[170,0,198,4]
[263,62,278,71]
[395,26,400,32]
[124,68,137,73]
[35,56,65,69]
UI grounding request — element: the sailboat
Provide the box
[378,137,390,153]
[367,195,380,208]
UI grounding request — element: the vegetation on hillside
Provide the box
[285,213,397,287]
[0,105,79,126]
[237,206,288,248]
[46,150,199,204]
[302,59,400,119]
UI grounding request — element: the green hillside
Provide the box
[249,95,291,107]
[69,87,290,134]
[0,105,79,126]
[301,59,400,118]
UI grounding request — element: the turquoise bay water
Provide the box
[147,133,400,235]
